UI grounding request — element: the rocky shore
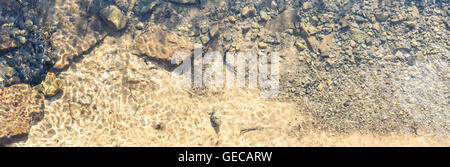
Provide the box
[1,0,448,146]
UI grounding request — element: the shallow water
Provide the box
[0,0,449,146]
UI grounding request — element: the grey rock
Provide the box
[200,35,210,45]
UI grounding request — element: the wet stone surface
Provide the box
[1,0,449,146]
[0,84,45,145]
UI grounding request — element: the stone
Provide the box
[50,2,107,69]
[100,5,128,31]
[317,82,325,91]
[200,25,209,34]
[258,42,268,49]
[136,22,145,30]
[0,84,45,145]
[372,22,381,32]
[132,25,194,65]
[294,41,307,51]
[339,18,349,29]
[241,6,256,18]
[141,0,160,13]
[265,7,297,33]
[24,19,33,29]
[319,33,335,56]
[270,1,278,9]
[224,34,232,42]
[168,0,199,4]
[200,35,210,45]
[35,72,63,97]
[209,24,219,38]
[306,36,320,53]
[303,1,313,10]
[228,16,237,23]
[241,25,251,33]
[326,58,335,65]
[350,40,357,47]
[18,36,26,44]
[298,22,318,37]
[0,61,17,82]
[260,11,270,21]
[188,26,200,37]
[354,15,366,22]
[405,21,416,28]
[409,6,420,19]
[350,28,365,44]
[375,12,389,22]
[0,29,17,51]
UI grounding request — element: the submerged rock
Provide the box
[200,35,210,45]
[0,32,17,52]
[35,72,63,97]
[375,12,389,22]
[319,33,336,56]
[0,61,18,85]
[99,5,128,31]
[241,6,256,18]
[265,7,297,33]
[0,8,52,86]
[0,84,45,145]
[50,1,107,69]
[132,25,194,65]
[260,10,270,21]
[258,42,268,49]
[294,41,307,51]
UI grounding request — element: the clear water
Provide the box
[0,0,449,146]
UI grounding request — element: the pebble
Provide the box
[209,24,219,38]
[405,21,416,28]
[375,12,389,22]
[200,25,209,34]
[271,1,278,9]
[224,34,232,42]
[228,16,237,23]
[258,42,268,49]
[200,36,210,45]
[25,19,33,29]
[354,15,366,22]
[241,6,256,18]
[294,41,307,51]
[260,11,270,21]
[141,0,160,13]
[136,22,144,30]
[18,36,26,44]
